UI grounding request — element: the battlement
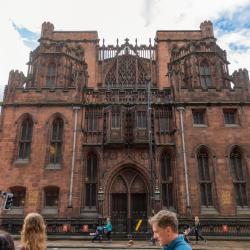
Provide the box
[8,70,25,88]
[232,68,249,89]
[41,21,54,38]
[200,20,214,38]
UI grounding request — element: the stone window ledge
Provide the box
[6,207,24,215]
[225,124,239,128]
[193,124,207,128]
[236,206,250,215]
[45,164,62,170]
[80,208,98,218]
[14,159,29,165]
[201,206,219,215]
[41,207,58,215]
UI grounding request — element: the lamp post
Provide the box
[98,187,104,220]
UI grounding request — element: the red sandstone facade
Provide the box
[0,21,250,232]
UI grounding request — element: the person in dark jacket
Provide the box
[194,216,206,243]
[182,225,191,244]
[0,231,15,250]
[148,210,191,250]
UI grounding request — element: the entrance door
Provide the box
[131,193,147,219]
[110,168,148,232]
[112,193,127,232]
[112,193,127,219]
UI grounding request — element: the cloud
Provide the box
[12,21,39,50]
[214,4,250,34]
[141,0,160,27]
[213,5,250,72]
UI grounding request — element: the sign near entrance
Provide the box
[135,219,143,231]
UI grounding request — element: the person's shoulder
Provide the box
[174,236,192,250]
[175,242,192,250]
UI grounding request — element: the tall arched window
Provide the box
[230,147,248,207]
[161,152,174,208]
[200,61,212,88]
[46,63,56,87]
[18,117,33,159]
[197,147,213,206]
[49,118,64,165]
[85,153,98,208]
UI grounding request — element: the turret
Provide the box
[200,20,214,38]
[4,70,26,101]
[232,68,249,90]
[7,70,25,88]
[41,21,54,38]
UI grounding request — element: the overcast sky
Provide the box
[1,0,250,100]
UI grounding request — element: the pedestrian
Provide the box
[104,217,112,242]
[193,216,206,243]
[148,210,191,250]
[0,230,15,250]
[91,224,103,242]
[19,212,47,250]
[182,225,191,244]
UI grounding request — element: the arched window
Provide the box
[46,63,56,87]
[197,147,213,206]
[9,186,26,207]
[230,147,248,207]
[18,117,33,159]
[161,152,174,208]
[85,153,98,208]
[49,118,64,165]
[200,61,212,88]
[44,186,59,207]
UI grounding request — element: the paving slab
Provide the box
[14,240,250,250]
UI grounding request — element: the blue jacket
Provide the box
[163,235,192,250]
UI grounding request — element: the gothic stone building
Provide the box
[1,20,250,234]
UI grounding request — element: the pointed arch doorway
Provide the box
[109,167,149,232]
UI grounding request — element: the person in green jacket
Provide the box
[148,210,191,250]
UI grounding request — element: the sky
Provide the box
[0,0,250,100]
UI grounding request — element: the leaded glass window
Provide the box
[46,63,56,87]
[200,61,212,88]
[230,147,248,207]
[161,152,174,208]
[18,118,33,159]
[197,147,213,206]
[10,187,26,207]
[49,118,63,164]
[85,153,97,207]
[44,186,59,207]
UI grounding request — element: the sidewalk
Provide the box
[14,239,250,250]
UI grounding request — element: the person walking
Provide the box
[91,224,103,242]
[0,230,15,250]
[104,217,112,242]
[194,216,206,243]
[149,210,191,250]
[19,212,47,250]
